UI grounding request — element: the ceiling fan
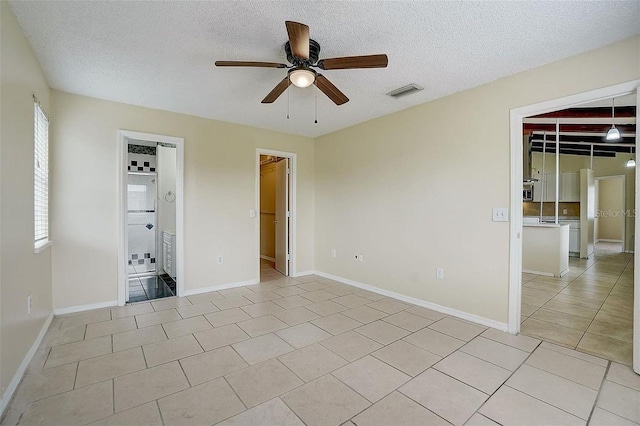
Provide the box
[215,21,388,106]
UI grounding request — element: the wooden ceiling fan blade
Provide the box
[215,61,288,68]
[285,21,309,60]
[317,54,388,70]
[261,77,290,103]
[315,75,349,105]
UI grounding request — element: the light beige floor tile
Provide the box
[214,296,253,311]
[465,413,500,426]
[193,323,250,351]
[428,317,486,341]
[89,401,162,426]
[354,320,410,345]
[278,343,348,382]
[325,284,358,297]
[403,306,448,321]
[85,317,137,339]
[10,363,77,408]
[311,313,363,335]
[594,309,633,327]
[76,347,146,388]
[219,288,255,298]
[151,297,192,311]
[20,380,113,426]
[158,377,245,425]
[521,318,584,347]
[460,337,529,371]
[217,398,304,426]
[607,362,640,391]
[342,306,388,323]
[305,300,349,316]
[371,340,440,376]
[353,391,449,426]
[587,319,633,343]
[135,309,181,328]
[560,288,608,301]
[142,334,203,367]
[205,307,252,327]
[112,324,167,352]
[237,314,288,337]
[111,303,154,319]
[597,381,640,423]
[480,328,540,352]
[402,328,465,357]
[58,309,112,329]
[45,335,112,368]
[382,311,434,332]
[320,331,383,362]
[525,347,606,390]
[42,323,86,348]
[399,368,488,426]
[114,361,189,413]
[272,286,307,297]
[232,333,294,365]
[161,316,212,338]
[523,281,567,293]
[355,290,386,301]
[274,306,321,326]
[275,322,332,348]
[281,374,370,426]
[434,351,511,394]
[244,291,282,303]
[297,281,330,291]
[226,358,303,408]
[366,298,410,314]
[240,300,286,318]
[542,300,598,319]
[176,302,219,319]
[530,308,592,331]
[539,341,608,366]
[479,386,584,426]
[271,295,313,310]
[332,294,370,308]
[550,293,604,310]
[577,333,633,365]
[507,364,597,419]
[186,291,224,304]
[301,289,337,302]
[179,345,248,386]
[521,303,540,317]
[333,355,410,402]
[589,407,639,426]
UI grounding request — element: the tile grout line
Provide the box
[585,360,612,425]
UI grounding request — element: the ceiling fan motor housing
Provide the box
[285,39,321,66]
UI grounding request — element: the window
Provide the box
[34,100,49,247]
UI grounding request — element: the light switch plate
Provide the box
[492,208,509,222]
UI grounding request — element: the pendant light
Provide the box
[606,98,621,141]
[626,146,635,168]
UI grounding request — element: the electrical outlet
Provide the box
[563,209,568,214]
[436,268,444,279]
[358,254,364,262]
[492,208,509,222]
[249,209,256,218]
[330,249,336,258]
[27,294,32,315]
[217,255,223,264]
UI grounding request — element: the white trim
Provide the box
[183,279,260,297]
[117,130,185,306]
[0,312,54,417]
[634,89,640,374]
[33,239,52,254]
[260,255,276,262]
[291,270,315,277]
[313,271,509,332]
[255,149,297,281]
[509,80,640,336]
[53,300,118,316]
[522,269,554,277]
[597,239,623,243]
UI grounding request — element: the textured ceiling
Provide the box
[9,1,640,138]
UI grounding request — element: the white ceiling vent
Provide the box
[386,84,424,98]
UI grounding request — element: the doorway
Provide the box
[595,175,626,253]
[256,149,297,280]
[118,131,184,305]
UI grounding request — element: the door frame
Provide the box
[508,81,639,329]
[594,175,626,249]
[117,130,185,305]
[255,148,297,279]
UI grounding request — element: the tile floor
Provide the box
[129,274,176,303]
[521,242,635,365]
[2,260,638,425]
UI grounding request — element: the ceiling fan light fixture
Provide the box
[606,97,621,141]
[289,68,316,88]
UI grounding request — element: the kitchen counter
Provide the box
[522,224,570,277]
[523,223,564,228]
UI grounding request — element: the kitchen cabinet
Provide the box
[531,172,580,202]
[561,171,580,202]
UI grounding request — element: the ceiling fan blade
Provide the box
[317,54,388,70]
[285,21,309,60]
[215,61,288,68]
[261,77,290,104]
[315,75,349,105]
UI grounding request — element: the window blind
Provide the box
[34,101,49,243]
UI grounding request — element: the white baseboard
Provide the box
[184,278,260,297]
[260,255,275,262]
[1,312,54,417]
[291,270,315,277]
[313,271,508,332]
[53,300,118,316]
[522,269,554,277]
[597,239,623,243]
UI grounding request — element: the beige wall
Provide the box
[0,2,53,398]
[260,161,277,259]
[50,92,314,309]
[597,177,625,241]
[314,36,639,324]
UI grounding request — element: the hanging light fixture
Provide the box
[606,97,621,141]
[626,146,635,168]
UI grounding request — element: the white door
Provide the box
[275,158,289,275]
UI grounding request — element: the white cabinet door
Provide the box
[561,171,580,202]
[544,173,560,202]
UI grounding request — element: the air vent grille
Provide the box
[386,84,423,98]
